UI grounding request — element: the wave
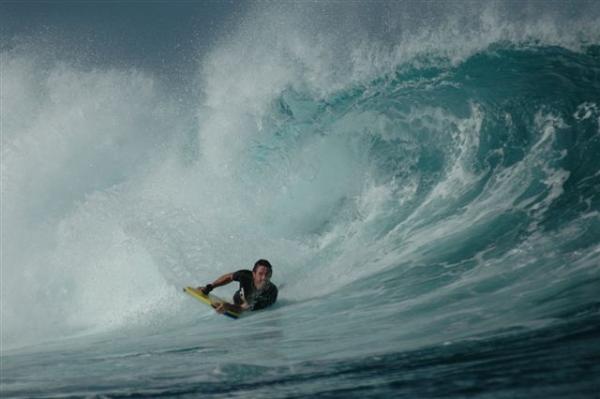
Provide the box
[2,1,600,355]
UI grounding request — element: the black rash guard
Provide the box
[232,270,278,311]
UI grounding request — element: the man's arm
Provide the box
[198,271,251,314]
[198,272,234,294]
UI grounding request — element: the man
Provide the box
[198,259,278,314]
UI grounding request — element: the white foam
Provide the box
[1,53,184,349]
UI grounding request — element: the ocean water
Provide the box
[2,2,600,398]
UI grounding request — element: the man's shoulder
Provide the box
[264,282,278,297]
[252,282,278,311]
[232,269,252,281]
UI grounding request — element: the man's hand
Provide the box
[213,302,244,314]
[214,302,226,314]
[198,284,213,295]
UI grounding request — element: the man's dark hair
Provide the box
[253,259,273,276]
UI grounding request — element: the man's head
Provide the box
[252,259,272,288]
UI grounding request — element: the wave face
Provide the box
[2,1,600,397]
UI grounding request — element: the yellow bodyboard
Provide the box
[183,286,241,319]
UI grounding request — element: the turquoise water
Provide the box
[2,2,600,397]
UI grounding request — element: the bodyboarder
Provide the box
[198,259,278,315]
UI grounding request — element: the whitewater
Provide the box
[2,1,600,397]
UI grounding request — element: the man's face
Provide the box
[253,265,270,289]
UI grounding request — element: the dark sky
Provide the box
[3,0,600,86]
[1,1,244,85]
